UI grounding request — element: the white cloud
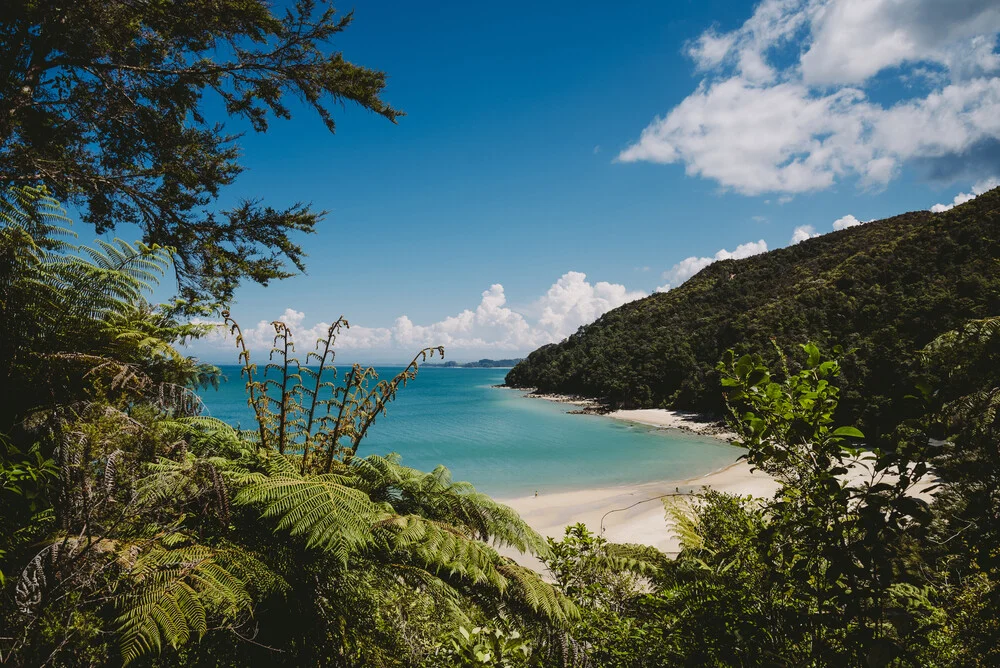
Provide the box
[832,214,864,230]
[657,239,768,291]
[801,0,1000,85]
[188,273,646,360]
[534,272,647,339]
[683,0,810,84]
[790,225,819,244]
[618,78,874,194]
[930,176,1000,212]
[686,29,738,71]
[618,0,1000,196]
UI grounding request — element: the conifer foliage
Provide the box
[0,0,403,303]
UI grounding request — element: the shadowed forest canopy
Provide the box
[0,0,400,304]
[506,187,1000,441]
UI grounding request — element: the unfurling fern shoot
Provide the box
[224,312,444,470]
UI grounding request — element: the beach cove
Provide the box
[200,366,745,498]
[199,367,772,561]
[498,402,777,567]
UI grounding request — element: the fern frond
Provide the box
[115,542,250,665]
[234,472,377,559]
[664,496,705,552]
[354,456,551,556]
[496,560,578,622]
[376,514,507,588]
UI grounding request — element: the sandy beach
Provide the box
[501,458,777,561]
[609,408,739,441]
[498,405,938,573]
[495,406,767,570]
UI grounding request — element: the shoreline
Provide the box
[496,387,937,573]
[506,387,738,442]
[498,457,778,571]
[491,387,754,570]
[608,409,738,442]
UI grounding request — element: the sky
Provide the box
[172,0,1000,363]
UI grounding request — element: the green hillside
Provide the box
[506,188,1000,438]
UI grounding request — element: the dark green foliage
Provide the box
[716,344,937,666]
[0,0,400,303]
[433,624,534,667]
[653,493,778,667]
[536,343,977,667]
[0,185,218,432]
[917,317,1000,666]
[507,188,1000,442]
[534,524,666,668]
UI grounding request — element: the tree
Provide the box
[919,317,1000,665]
[0,0,401,304]
[717,343,937,666]
[0,185,214,434]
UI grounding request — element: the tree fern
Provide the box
[234,470,378,560]
[115,542,251,665]
[0,184,75,255]
[354,455,551,556]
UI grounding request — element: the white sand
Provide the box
[499,459,779,571]
[495,405,937,573]
[496,406,754,571]
[498,450,938,573]
[609,408,739,441]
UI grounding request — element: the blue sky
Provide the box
[175,0,1000,363]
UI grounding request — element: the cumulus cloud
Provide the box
[686,29,738,71]
[618,0,1000,195]
[802,0,1000,85]
[656,240,768,291]
[930,176,1000,212]
[790,225,819,244]
[832,214,866,230]
[187,273,646,360]
[534,272,647,340]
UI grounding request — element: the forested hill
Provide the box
[506,188,1000,437]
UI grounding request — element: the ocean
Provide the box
[198,366,741,498]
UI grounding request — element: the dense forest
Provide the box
[506,190,1000,441]
[4,2,1000,666]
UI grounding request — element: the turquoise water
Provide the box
[198,366,741,497]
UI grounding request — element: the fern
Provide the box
[234,470,378,560]
[354,455,551,556]
[664,496,705,553]
[115,542,251,665]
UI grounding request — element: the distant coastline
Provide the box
[423,358,523,368]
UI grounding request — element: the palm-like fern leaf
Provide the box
[115,543,250,665]
[374,513,575,622]
[354,455,550,556]
[234,471,378,560]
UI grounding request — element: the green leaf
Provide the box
[802,342,821,368]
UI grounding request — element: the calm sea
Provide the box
[198,366,740,498]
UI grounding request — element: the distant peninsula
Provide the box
[424,358,524,368]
